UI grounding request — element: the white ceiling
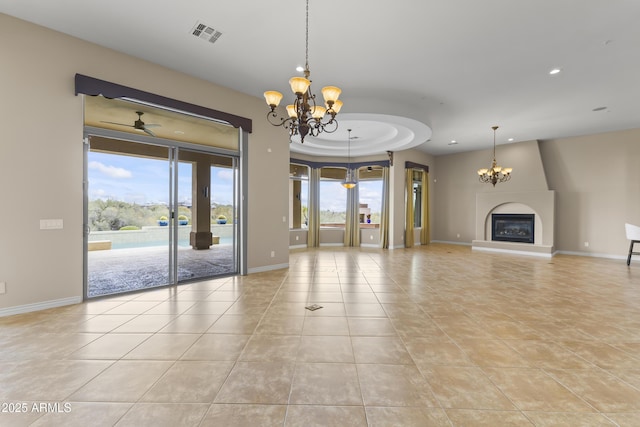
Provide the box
[2,0,639,156]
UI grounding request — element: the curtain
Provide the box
[344,168,360,247]
[420,171,430,245]
[405,168,415,248]
[379,166,390,249]
[307,167,321,247]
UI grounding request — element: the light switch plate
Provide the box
[0,282,6,294]
[40,219,64,229]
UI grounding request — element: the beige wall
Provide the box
[539,129,640,255]
[433,129,640,257]
[0,14,289,311]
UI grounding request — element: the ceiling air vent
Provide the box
[191,21,222,44]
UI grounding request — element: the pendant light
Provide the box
[477,125,512,186]
[342,129,357,189]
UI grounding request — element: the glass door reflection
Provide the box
[175,150,238,282]
[85,138,239,298]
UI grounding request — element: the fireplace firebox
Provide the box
[492,214,534,244]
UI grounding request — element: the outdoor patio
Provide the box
[87,244,235,297]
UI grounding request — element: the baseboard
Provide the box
[289,244,307,250]
[390,242,437,249]
[360,243,380,248]
[556,250,634,262]
[433,242,630,262]
[247,263,289,274]
[0,296,82,318]
[431,240,472,246]
[472,246,554,258]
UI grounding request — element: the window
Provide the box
[289,163,309,229]
[413,170,423,228]
[358,166,383,225]
[320,167,347,227]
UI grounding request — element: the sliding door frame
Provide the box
[82,125,245,300]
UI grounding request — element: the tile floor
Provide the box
[1,244,640,426]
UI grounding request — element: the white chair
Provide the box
[625,223,640,266]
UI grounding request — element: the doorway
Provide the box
[85,136,239,298]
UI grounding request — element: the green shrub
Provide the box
[119,225,140,231]
[178,215,188,221]
[159,216,168,221]
[217,215,227,220]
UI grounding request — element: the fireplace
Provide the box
[492,214,534,244]
[473,191,554,256]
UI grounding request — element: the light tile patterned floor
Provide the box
[1,244,640,426]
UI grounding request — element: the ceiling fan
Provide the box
[101,111,160,137]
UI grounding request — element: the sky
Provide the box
[88,151,234,206]
[306,180,381,214]
[89,151,382,214]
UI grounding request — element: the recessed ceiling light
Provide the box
[296,66,304,72]
[448,140,458,145]
[592,106,607,112]
[508,138,514,142]
[549,68,561,75]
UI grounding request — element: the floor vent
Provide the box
[191,21,222,44]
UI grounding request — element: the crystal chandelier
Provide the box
[263,0,343,143]
[342,129,357,189]
[477,125,512,186]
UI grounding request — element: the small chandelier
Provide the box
[342,129,357,189]
[263,0,343,143]
[477,125,512,186]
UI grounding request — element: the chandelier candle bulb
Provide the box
[321,86,342,104]
[289,77,311,95]
[264,91,283,109]
[311,105,326,119]
[330,100,343,114]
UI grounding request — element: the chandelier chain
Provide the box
[492,125,497,161]
[305,0,309,70]
[263,0,342,143]
[347,129,351,167]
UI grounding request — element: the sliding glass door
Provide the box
[175,150,238,282]
[85,136,238,298]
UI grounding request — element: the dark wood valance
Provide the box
[75,73,252,132]
[405,161,429,172]
[291,158,390,169]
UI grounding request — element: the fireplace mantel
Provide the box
[472,191,556,257]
